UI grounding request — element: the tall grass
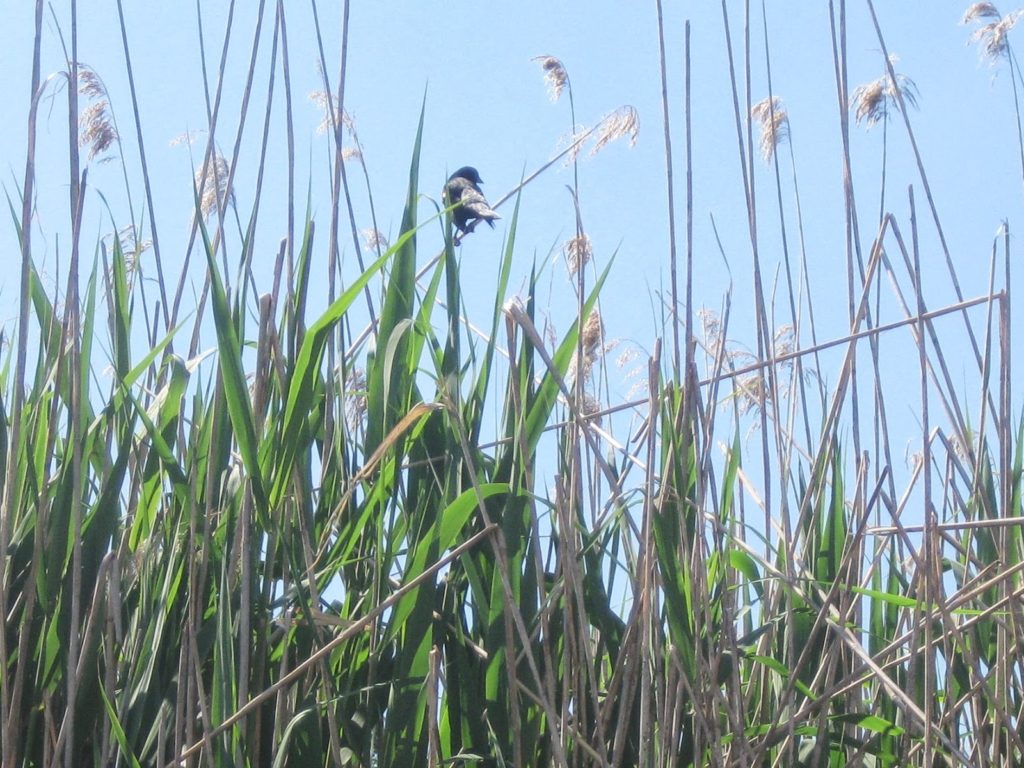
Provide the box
[1,1,1022,766]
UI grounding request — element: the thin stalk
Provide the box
[910,183,935,765]
[0,2,45,763]
[866,0,992,400]
[828,0,864,461]
[758,0,815,455]
[114,0,170,335]
[654,0,680,375]
[170,0,237,332]
[63,3,85,755]
[722,0,775,575]
[275,0,295,295]
[685,20,694,386]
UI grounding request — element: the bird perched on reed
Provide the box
[443,166,501,235]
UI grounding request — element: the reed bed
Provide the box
[0,1,1022,766]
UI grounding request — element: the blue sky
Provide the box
[0,2,1020,502]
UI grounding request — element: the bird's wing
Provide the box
[444,177,473,203]
[459,186,500,219]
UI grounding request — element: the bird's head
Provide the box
[449,166,483,185]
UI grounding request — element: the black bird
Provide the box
[443,166,501,235]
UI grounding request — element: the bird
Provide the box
[443,166,501,235]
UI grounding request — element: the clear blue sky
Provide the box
[0,2,1020,499]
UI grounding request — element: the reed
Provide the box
[0,2,1020,766]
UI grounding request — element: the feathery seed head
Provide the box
[112,224,150,259]
[735,372,770,416]
[962,2,1003,23]
[77,66,107,99]
[563,126,591,164]
[562,108,638,168]
[591,106,639,156]
[580,392,603,424]
[345,368,368,432]
[310,90,353,135]
[581,310,604,356]
[533,55,570,102]
[751,97,789,162]
[699,309,723,354]
[196,153,233,220]
[361,229,389,253]
[729,324,798,416]
[966,8,1023,61]
[617,346,648,399]
[79,100,118,162]
[104,224,150,283]
[170,130,202,147]
[76,66,118,162]
[570,310,609,387]
[773,325,796,358]
[569,353,594,388]
[853,80,886,125]
[564,234,593,275]
[362,228,389,252]
[852,56,918,126]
